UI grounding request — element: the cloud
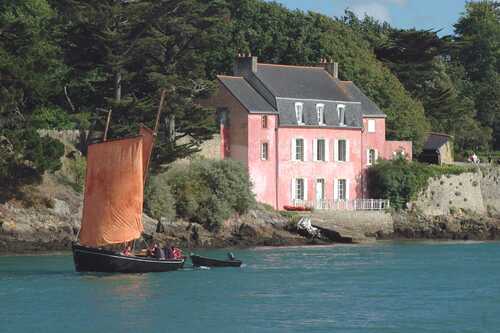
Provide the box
[350,3,392,22]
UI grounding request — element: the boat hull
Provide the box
[72,244,184,273]
[190,254,242,267]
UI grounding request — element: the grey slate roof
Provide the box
[220,59,386,127]
[423,133,452,151]
[338,82,386,117]
[217,76,276,113]
[255,64,348,101]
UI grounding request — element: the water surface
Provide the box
[1,242,499,332]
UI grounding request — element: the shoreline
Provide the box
[2,239,498,257]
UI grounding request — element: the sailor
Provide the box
[227,252,235,260]
[153,243,165,260]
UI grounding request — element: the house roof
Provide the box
[255,64,348,101]
[218,58,387,127]
[217,75,277,113]
[423,133,452,151]
[338,81,386,117]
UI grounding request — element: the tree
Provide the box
[52,0,229,169]
[454,1,500,149]
[0,0,65,194]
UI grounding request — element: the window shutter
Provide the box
[367,149,371,166]
[303,139,307,162]
[313,139,318,161]
[325,140,330,162]
[291,139,296,161]
[333,178,337,201]
[346,179,350,201]
[334,139,338,162]
[375,149,379,163]
[346,140,350,162]
[304,178,308,201]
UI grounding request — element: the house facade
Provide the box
[209,55,412,209]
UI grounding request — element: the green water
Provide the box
[1,242,500,333]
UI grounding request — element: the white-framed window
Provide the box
[367,148,377,166]
[367,119,375,133]
[337,104,346,126]
[337,139,347,162]
[338,179,347,201]
[316,104,325,125]
[335,179,348,201]
[292,138,305,161]
[295,102,304,124]
[314,139,327,161]
[260,142,269,160]
[292,178,307,201]
[262,115,268,128]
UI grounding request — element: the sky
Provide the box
[270,0,471,36]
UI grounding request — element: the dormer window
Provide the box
[337,104,346,126]
[316,104,325,125]
[295,102,304,125]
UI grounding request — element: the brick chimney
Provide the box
[319,58,339,79]
[234,53,258,76]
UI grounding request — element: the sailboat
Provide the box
[72,91,185,273]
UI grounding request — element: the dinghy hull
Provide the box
[72,244,184,273]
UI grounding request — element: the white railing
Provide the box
[291,199,390,211]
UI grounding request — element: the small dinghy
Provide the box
[190,253,242,267]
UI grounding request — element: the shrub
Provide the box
[144,173,176,222]
[165,160,256,230]
[367,158,474,210]
[0,129,64,196]
[61,155,86,193]
[30,107,75,130]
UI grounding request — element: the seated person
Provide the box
[121,245,132,256]
[172,247,182,259]
[153,244,165,260]
[227,252,235,260]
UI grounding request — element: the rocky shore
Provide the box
[1,166,500,254]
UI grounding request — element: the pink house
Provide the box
[209,56,411,210]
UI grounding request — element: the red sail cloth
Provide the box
[78,137,145,247]
[139,125,155,181]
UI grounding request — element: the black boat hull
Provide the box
[190,254,242,267]
[72,244,184,273]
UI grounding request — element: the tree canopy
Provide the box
[1,0,499,192]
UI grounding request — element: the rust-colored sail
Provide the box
[139,125,155,181]
[78,137,145,247]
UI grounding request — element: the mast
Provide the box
[142,89,167,184]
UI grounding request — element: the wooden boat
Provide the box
[190,254,242,267]
[72,244,184,273]
[72,91,184,273]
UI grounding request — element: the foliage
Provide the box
[367,157,474,210]
[0,130,64,193]
[164,159,256,230]
[59,154,86,193]
[31,107,75,129]
[0,0,66,193]
[144,173,176,222]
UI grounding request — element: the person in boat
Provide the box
[172,246,182,259]
[153,243,165,260]
[164,244,172,259]
[122,245,132,256]
[227,252,235,260]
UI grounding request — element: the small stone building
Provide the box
[419,133,454,165]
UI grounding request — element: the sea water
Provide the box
[1,242,500,333]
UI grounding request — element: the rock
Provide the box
[51,199,71,217]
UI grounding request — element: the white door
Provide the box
[316,179,325,209]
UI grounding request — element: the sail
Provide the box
[139,125,155,181]
[79,137,145,247]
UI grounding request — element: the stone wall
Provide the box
[309,210,394,242]
[413,166,500,216]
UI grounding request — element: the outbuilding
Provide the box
[419,133,454,165]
